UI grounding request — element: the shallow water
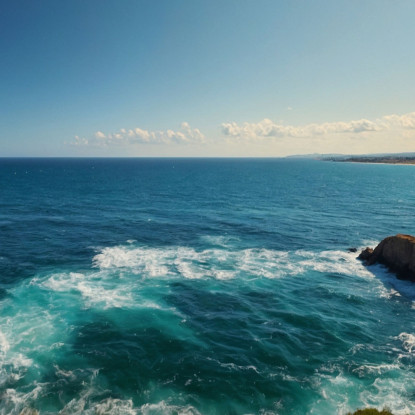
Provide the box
[1,158,415,414]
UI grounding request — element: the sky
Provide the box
[1,0,415,157]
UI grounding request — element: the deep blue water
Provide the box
[1,158,415,415]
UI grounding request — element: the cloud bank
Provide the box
[71,122,205,147]
[69,111,415,156]
[221,112,415,141]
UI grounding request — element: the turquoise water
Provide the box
[1,158,415,414]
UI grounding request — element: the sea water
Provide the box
[0,158,415,415]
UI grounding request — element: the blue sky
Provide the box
[2,0,415,156]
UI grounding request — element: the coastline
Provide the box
[325,157,415,165]
[340,161,415,165]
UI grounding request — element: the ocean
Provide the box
[1,158,415,415]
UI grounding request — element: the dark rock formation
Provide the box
[358,234,415,281]
[358,247,373,261]
[348,247,358,253]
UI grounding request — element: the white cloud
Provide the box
[217,111,415,156]
[94,131,106,139]
[72,122,206,147]
[69,111,415,156]
[382,112,415,129]
[224,112,415,142]
[70,135,89,146]
[221,115,387,141]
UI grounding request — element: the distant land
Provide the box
[286,152,415,164]
[325,153,415,164]
[332,156,415,164]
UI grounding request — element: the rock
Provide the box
[358,234,415,281]
[358,247,373,261]
[348,247,358,253]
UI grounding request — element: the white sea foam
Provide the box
[220,362,259,372]
[56,396,203,415]
[10,354,32,369]
[77,279,134,309]
[358,375,415,415]
[91,243,377,285]
[376,271,415,300]
[0,369,139,415]
[352,363,400,377]
[94,246,141,269]
[312,359,415,415]
[205,356,259,373]
[361,239,381,248]
[94,246,172,277]
[93,398,136,415]
[40,271,134,309]
[0,384,45,415]
[0,330,10,354]
[0,322,34,391]
[296,249,374,278]
[174,257,204,280]
[239,248,300,279]
[60,397,137,415]
[140,401,202,415]
[50,342,64,350]
[0,281,79,403]
[42,271,85,292]
[397,332,415,353]
[199,234,237,248]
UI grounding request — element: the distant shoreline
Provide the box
[325,157,415,165]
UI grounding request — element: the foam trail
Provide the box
[91,244,376,283]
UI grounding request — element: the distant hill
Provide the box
[286,152,415,161]
[323,153,415,164]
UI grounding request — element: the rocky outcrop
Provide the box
[357,247,373,261]
[358,234,415,281]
